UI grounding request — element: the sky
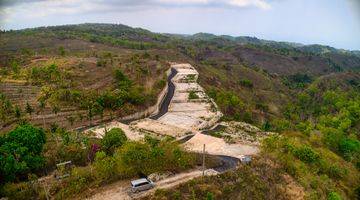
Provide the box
[0,0,360,50]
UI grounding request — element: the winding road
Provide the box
[150,68,177,120]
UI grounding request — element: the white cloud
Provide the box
[156,0,208,4]
[0,0,272,28]
[228,0,271,10]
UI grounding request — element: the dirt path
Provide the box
[86,169,218,200]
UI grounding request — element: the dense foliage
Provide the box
[0,124,46,183]
[0,132,198,199]
[263,134,359,199]
[101,128,127,154]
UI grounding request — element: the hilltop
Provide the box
[0,23,359,200]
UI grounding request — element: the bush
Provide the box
[188,91,199,100]
[293,146,320,164]
[56,166,94,198]
[115,140,195,176]
[326,165,345,180]
[238,79,253,88]
[327,191,342,200]
[93,151,117,182]
[101,128,127,154]
[338,138,360,160]
[57,143,88,166]
[114,69,132,90]
[272,119,291,132]
[115,141,151,175]
[1,181,40,200]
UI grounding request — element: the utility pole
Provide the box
[202,144,206,176]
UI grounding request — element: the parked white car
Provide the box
[130,178,155,193]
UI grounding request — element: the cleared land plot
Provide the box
[86,121,144,141]
[130,119,189,137]
[184,133,259,158]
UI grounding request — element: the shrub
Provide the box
[293,146,320,163]
[57,143,88,166]
[56,166,94,198]
[272,119,291,132]
[115,140,195,176]
[101,128,127,154]
[238,79,253,88]
[155,79,166,89]
[114,69,132,90]
[327,191,342,200]
[115,141,151,175]
[93,151,117,183]
[188,91,199,100]
[58,46,65,56]
[326,165,345,180]
[338,138,360,161]
[1,181,40,200]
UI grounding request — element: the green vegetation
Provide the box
[0,93,13,123]
[0,123,197,199]
[0,124,46,183]
[238,79,253,88]
[48,138,195,199]
[208,88,246,121]
[142,157,297,200]
[279,88,360,166]
[188,91,199,100]
[101,128,127,155]
[263,134,359,199]
[283,73,313,89]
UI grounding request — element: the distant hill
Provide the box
[1,23,360,129]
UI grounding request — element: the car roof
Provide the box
[131,178,149,186]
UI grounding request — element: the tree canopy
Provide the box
[0,124,46,182]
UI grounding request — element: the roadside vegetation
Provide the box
[0,124,197,199]
[142,156,303,200]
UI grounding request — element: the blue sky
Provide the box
[0,0,359,50]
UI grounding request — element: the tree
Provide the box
[14,105,22,120]
[0,124,46,182]
[0,93,13,123]
[58,46,65,56]
[25,102,33,117]
[101,128,127,155]
[52,104,60,115]
[114,69,132,90]
[66,115,75,126]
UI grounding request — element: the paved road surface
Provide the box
[150,68,177,120]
